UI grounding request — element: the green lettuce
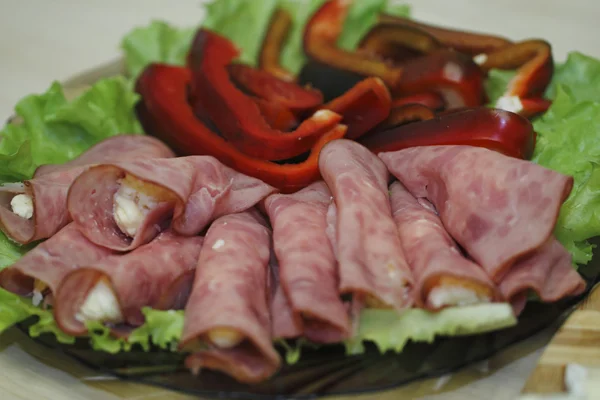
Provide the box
[121,21,197,79]
[0,76,142,183]
[120,0,411,77]
[546,52,600,102]
[346,303,517,355]
[532,86,600,264]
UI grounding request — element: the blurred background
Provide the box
[0,0,597,117]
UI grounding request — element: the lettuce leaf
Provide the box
[121,21,197,79]
[532,86,600,264]
[345,303,517,355]
[0,76,142,183]
[119,0,411,77]
[546,52,600,102]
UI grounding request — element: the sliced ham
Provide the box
[0,223,115,302]
[33,135,175,177]
[179,210,280,384]
[379,145,574,282]
[269,257,303,340]
[0,135,174,244]
[389,181,498,309]
[67,156,276,252]
[500,238,586,314]
[318,139,413,311]
[264,181,350,343]
[53,230,203,336]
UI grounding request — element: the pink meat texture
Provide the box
[0,135,175,244]
[0,223,115,298]
[53,230,204,335]
[499,238,586,314]
[180,210,280,384]
[389,181,498,309]
[264,181,351,343]
[319,139,414,311]
[67,155,276,252]
[379,145,574,282]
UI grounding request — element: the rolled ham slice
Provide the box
[318,139,413,311]
[269,256,303,340]
[379,145,574,283]
[0,223,115,304]
[179,210,280,384]
[0,135,175,244]
[500,238,586,314]
[264,181,351,343]
[53,230,203,336]
[389,181,498,309]
[67,156,276,252]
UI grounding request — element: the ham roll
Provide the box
[264,182,351,343]
[0,135,175,244]
[0,223,116,306]
[499,238,586,314]
[319,139,414,311]
[67,156,276,252]
[269,256,303,340]
[389,181,498,309]
[179,210,280,384]
[53,230,203,336]
[379,145,573,283]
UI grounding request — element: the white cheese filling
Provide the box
[75,280,123,323]
[207,327,244,349]
[495,95,523,114]
[113,180,159,237]
[428,285,491,308]
[10,194,34,219]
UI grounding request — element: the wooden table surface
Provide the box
[1,1,599,399]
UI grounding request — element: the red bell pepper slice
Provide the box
[358,22,442,63]
[376,104,436,132]
[322,77,392,140]
[379,14,512,55]
[304,1,485,109]
[358,107,535,160]
[135,64,347,194]
[227,63,323,113]
[391,92,445,110]
[393,49,486,108]
[479,40,554,101]
[188,29,342,161]
[303,0,402,87]
[253,98,299,131]
[259,8,296,82]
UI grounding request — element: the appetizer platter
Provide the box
[2,0,600,398]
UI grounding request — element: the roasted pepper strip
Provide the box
[188,29,342,161]
[253,98,299,131]
[322,77,392,140]
[228,63,323,112]
[379,14,512,55]
[519,97,552,118]
[480,40,554,115]
[391,92,445,110]
[394,49,486,108]
[304,1,484,109]
[259,8,296,82]
[358,23,442,62]
[358,107,535,160]
[135,64,347,193]
[376,104,436,132]
[303,0,402,87]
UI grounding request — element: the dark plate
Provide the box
[18,251,600,400]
